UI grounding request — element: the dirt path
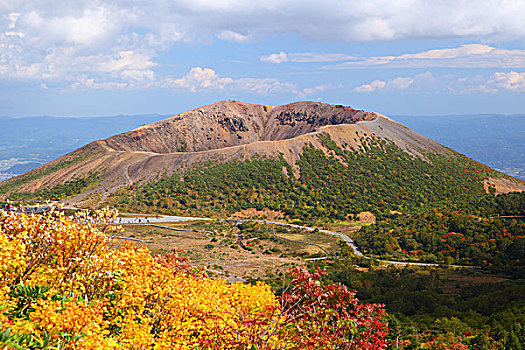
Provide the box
[124,155,154,186]
[118,214,479,268]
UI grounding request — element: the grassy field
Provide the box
[111,220,342,282]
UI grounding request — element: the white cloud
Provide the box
[66,65,329,97]
[261,52,355,63]
[487,71,525,92]
[403,44,493,59]
[354,80,387,93]
[353,71,525,94]
[5,31,24,38]
[24,7,121,46]
[157,67,299,95]
[120,69,156,82]
[72,77,127,90]
[163,67,234,92]
[8,13,20,29]
[157,67,336,97]
[329,44,525,69]
[217,30,251,42]
[5,12,23,37]
[390,77,414,90]
[354,73,434,93]
[300,84,336,97]
[236,77,298,95]
[100,51,156,72]
[152,0,525,43]
[354,71,463,93]
[261,52,288,64]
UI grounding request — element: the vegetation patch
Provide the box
[356,205,525,270]
[288,259,525,350]
[8,171,99,201]
[0,152,96,194]
[115,135,499,222]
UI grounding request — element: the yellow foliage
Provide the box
[0,210,281,349]
[0,228,27,297]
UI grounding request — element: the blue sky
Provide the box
[1,0,525,117]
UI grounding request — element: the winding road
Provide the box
[117,214,479,268]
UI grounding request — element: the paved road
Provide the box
[243,219,363,257]
[118,215,212,224]
[117,214,479,268]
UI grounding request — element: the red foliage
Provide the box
[280,267,389,350]
[154,248,196,275]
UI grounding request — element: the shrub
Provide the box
[0,210,389,349]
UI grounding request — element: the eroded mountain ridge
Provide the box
[105,101,375,153]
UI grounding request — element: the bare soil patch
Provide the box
[112,221,342,281]
[230,208,284,220]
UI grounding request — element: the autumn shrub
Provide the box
[0,210,389,349]
[279,267,389,350]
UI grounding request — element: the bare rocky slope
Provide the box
[104,101,374,153]
[1,100,524,206]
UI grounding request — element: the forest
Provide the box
[304,260,525,350]
[116,135,505,220]
[111,134,524,271]
[356,209,525,272]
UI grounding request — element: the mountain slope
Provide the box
[1,100,524,214]
[104,101,375,153]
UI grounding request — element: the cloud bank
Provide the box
[1,1,525,96]
[354,71,525,94]
[329,44,525,69]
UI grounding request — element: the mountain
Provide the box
[394,114,525,180]
[0,114,165,180]
[1,100,524,218]
[5,162,43,174]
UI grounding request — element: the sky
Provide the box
[1,0,525,117]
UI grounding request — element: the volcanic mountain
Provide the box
[1,100,524,217]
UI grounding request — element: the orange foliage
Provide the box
[0,210,388,349]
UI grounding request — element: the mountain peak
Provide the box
[104,101,375,153]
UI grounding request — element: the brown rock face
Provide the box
[264,102,372,141]
[104,101,375,153]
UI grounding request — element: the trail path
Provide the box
[118,214,479,268]
[124,155,154,186]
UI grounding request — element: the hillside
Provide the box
[2,101,525,349]
[395,114,525,180]
[1,100,524,214]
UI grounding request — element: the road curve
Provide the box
[248,219,363,257]
[118,214,479,268]
[118,215,362,256]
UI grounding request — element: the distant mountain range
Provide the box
[0,114,165,181]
